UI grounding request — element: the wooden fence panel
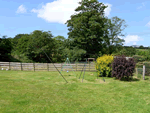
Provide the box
[0,62,9,70]
[10,62,21,71]
[22,63,34,71]
[0,62,97,71]
[35,63,48,71]
[61,64,76,71]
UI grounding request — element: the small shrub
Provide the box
[136,50,148,56]
[96,54,114,77]
[132,55,146,63]
[111,55,136,81]
[143,62,150,76]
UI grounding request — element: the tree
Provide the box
[0,36,13,61]
[16,34,31,54]
[54,35,65,42]
[65,0,126,58]
[104,16,126,54]
[52,35,87,62]
[139,45,144,49]
[12,34,29,47]
[113,46,136,57]
[62,47,86,62]
[65,0,108,57]
[52,36,66,62]
[27,30,56,63]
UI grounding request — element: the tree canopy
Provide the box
[0,36,12,61]
[0,1,132,63]
[65,0,126,57]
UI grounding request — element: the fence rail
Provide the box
[1,62,148,79]
[0,62,97,72]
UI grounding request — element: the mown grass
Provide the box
[0,70,150,113]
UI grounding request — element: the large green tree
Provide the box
[65,0,108,57]
[66,0,126,58]
[27,30,56,63]
[52,35,86,62]
[103,16,126,54]
[12,34,29,48]
[52,35,66,62]
[0,36,13,61]
[16,34,30,54]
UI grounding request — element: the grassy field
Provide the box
[136,49,149,51]
[0,70,150,113]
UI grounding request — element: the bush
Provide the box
[144,55,150,61]
[143,62,150,76]
[136,50,148,56]
[96,54,114,77]
[112,47,136,57]
[132,55,146,63]
[111,55,136,81]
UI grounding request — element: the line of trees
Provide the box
[0,0,148,63]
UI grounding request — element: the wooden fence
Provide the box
[136,65,145,80]
[0,62,97,72]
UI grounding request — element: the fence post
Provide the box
[33,63,35,72]
[76,63,77,71]
[143,65,145,80]
[89,63,90,71]
[136,68,138,77]
[9,62,11,70]
[47,63,49,71]
[20,62,23,71]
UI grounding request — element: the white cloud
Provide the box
[146,21,150,27]
[142,2,145,6]
[104,3,112,16]
[31,0,112,24]
[137,2,145,9]
[133,42,136,45]
[123,35,142,44]
[16,5,27,13]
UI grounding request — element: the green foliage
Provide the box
[11,50,33,63]
[65,0,106,55]
[135,48,150,61]
[139,45,145,49]
[112,55,136,80]
[96,54,114,77]
[0,36,13,61]
[1,1,127,63]
[132,55,146,63]
[53,35,65,42]
[103,16,127,54]
[16,34,30,54]
[52,36,87,62]
[143,62,150,76]
[136,50,149,56]
[12,34,29,47]
[113,47,136,57]
[65,0,126,56]
[27,30,56,63]
[62,47,86,62]
[52,36,66,62]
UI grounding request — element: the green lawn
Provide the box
[0,70,150,113]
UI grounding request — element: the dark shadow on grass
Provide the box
[145,78,149,80]
[120,77,140,82]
